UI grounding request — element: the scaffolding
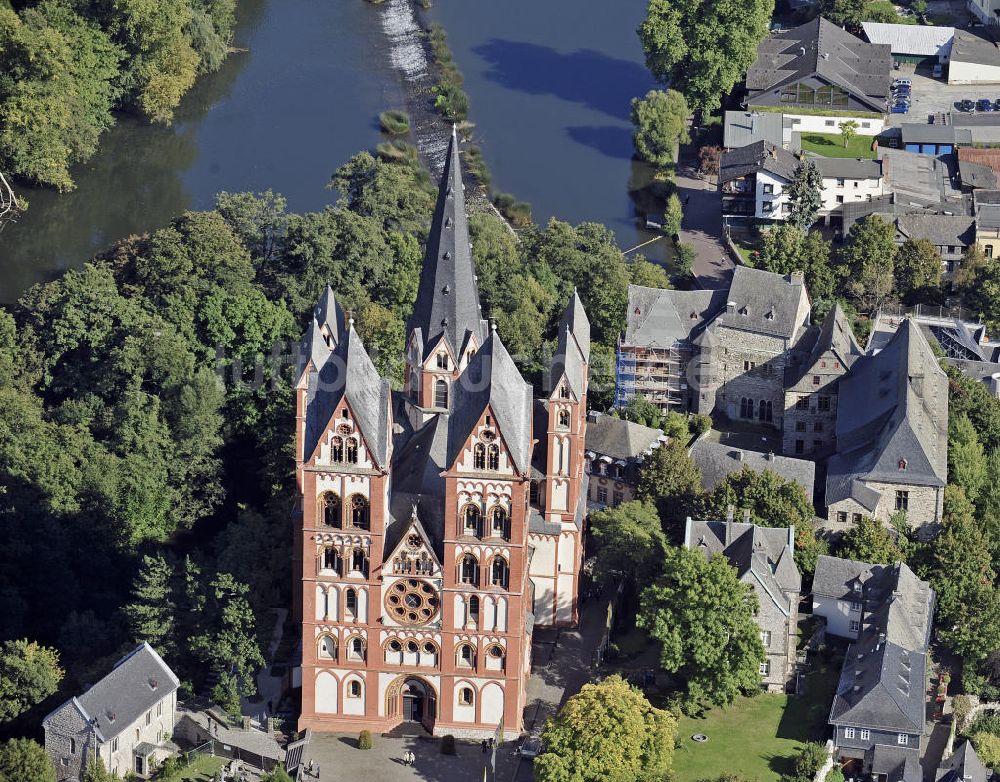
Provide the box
[615,343,691,411]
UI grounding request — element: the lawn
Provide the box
[672,660,840,782]
[799,132,877,159]
[176,754,227,780]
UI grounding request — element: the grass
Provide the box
[378,110,410,136]
[672,660,840,782]
[799,132,877,159]
[176,755,227,780]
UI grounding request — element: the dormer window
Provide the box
[148,678,158,691]
[739,306,748,316]
[898,458,907,471]
[765,309,775,321]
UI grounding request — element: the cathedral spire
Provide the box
[407,125,487,360]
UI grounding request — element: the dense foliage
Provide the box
[630,89,690,173]
[0,738,55,782]
[0,640,63,722]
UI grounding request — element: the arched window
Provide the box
[458,686,474,706]
[345,588,358,617]
[740,397,752,418]
[345,439,358,464]
[469,595,480,625]
[487,444,500,471]
[457,644,475,669]
[559,385,570,399]
[351,548,368,576]
[347,637,365,662]
[473,443,486,470]
[318,636,337,660]
[323,547,342,573]
[435,379,449,408]
[388,639,402,652]
[459,554,479,585]
[320,493,341,527]
[759,400,773,422]
[347,679,362,697]
[491,557,509,589]
[350,495,369,529]
[405,640,419,655]
[491,507,508,538]
[437,353,449,370]
[331,436,344,463]
[557,409,570,429]
[487,644,506,670]
[463,504,482,537]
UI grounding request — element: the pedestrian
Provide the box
[481,739,488,753]
[409,750,416,766]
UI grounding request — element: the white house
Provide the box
[44,643,180,781]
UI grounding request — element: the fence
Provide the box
[877,303,979,324]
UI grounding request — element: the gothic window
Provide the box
[350,495,369,529]
[491,558,510,589]
[559,385,570,399]
[473,443,486,470]
[491,507,508,538]
[345,588,358,617]
[345,439,358,464]
[463,504,482,536]
[348,680,362,697]
[435,379,449,408]
[351,548,368,576]
[487,444,500,471]
[758,400,773,422]
[557,409,570,429]
[469,595,480,625]
[323,548,342,573]
[320,493,341,527]
[331,436,344,463]
[458,687,474,706]
[436,353,449,370]
[457,644,476,669]
[459,554,479,585]
[740,397,754,418]
[318,636,336,660]
[388,639,402,652]
[529,481,539,504]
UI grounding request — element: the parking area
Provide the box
[884,68,1000,125]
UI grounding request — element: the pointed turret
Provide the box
[298,317,332,382]
[558,288,591,362]
[313,284,346,348]
[407,125,487,360]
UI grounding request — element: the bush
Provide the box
[441,734,456,755]
[972,732,1000,768]
[433,82,469,122]
[379,110,411,136]
[358,730,373,750]
[376,140,419,165]
[492,192,532,227]
[953,694,973,731]
[827,768,845,782]
[463,146,492,188]
[792,742,828,780]
[675,243,696,278]
[689,414,712,438]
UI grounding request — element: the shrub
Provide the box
[379,110,411,136]
[492,192,532,227]
[792,742,828,780]
[463,146,492,188]
[953,694,973,731]
[689,414,712,438]
[376,140,419,165]
[358,730,373,750]
[441,734,456,754]
[433,82,469,122]
[972,731,1000,768]
[675,243,696,278]
[827,768,845,782]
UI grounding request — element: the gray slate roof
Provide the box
[813,554,877,600]
[714,266,810,341]
[814,157,882,180]
[951,29,1000,67]
[688,439,816,499]
[723,110,786,149]
[313,285,346,347]
[862,22,955,58]
[551,291,591,401]
[746,17,893,112]
[585,414,665,461]
[406,125,488,361]
[872,744,923,782]
[900,123,971,146]
[827,320,948,506]
[685,519,801,615]
[895,213,976,246]
[45,644,179,743]
[960,160,998,190]
[623,285,728,348]
[937,740,990,782]
[719,141,799,184]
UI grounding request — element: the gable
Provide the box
[309,398,377,469]
[452,407,519,477]
[382,514,443,578]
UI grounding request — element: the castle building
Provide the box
[292,128,590,738]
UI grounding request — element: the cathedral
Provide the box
[292,128,591,738]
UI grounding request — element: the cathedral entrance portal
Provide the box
[388,676,436,733]
[403,681,424,722]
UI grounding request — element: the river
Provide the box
[0,0,665,304]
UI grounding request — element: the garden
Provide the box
[798,132,877,160]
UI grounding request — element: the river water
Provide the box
[0,0,663,304]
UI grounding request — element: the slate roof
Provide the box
[814,157,882,180]
[960,161,998,191]
[551,292,591,401]
[813,554,878,600]
[719,141,799,184]
[406,125,488,361]
[900,123,971,146]
[585,414,665,461]
[937,740,990,782]
[685,519,802,615]
[723,110,786,149]
[714,266,810,341]
[688,439,816,499]
[786,302,861,389]
[960,148,1000,189]
[872,744,923,782]
[878,148,955,207]
[746,17,893,112]
[862,22,955,58]
[45,644,179,743]
[828,561,934,734]
[313,285,346,347]
[622,285,728,348]
[827,320,948,505]
[951,29,1000,67]
[558,289,591,362]
[895,213,976,246]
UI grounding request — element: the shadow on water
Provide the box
[471,39,649,121]
[566,125,635,160]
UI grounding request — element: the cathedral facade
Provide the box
[293,129,590,738]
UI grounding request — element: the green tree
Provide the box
[124,554,177,655]
[792,742,829,782]
[638,546,765,709]
[630,89,690,172]
[786,160,823,231]
[820,0,867,26]
[839,215,897,314]
[83,755,116,782]
[590,501,668,584]
[638,0,774,114]
[620,395,663,428]
[636,440,703,532]
[534,675,676,782]
[757,224,836,300]
[706,466,824,573]
[664,192,683,237]
[0,738,56,782]
[629,258,672,289]
[894,238,942,303]
[839,120,859,148]
[960,247,1000,333]
[262,766,294,782]
[836,516,902,564]
[949,415,988,504]
[0,639,63,722]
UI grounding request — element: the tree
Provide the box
[949,415,988,504]
[960,246,1000,334]
[636,440,703,532]
[0,738,56,782]
[955,244,987,294]
[839,120,859,148]
[706,466,824,573]
[630,89,690,172]
[664,193,683,238]
[534,675,676,782]
[629,258,672,289]
[638,546,765,709]
[83,756,117,782]
[894,238,942,303]
[124,554,177,655]
[756,224,836,300]
[791,743,829,782]
[839,215,896,314]
[262,766,294,782]
[699,145,722,177]
[638,0,774,114]
[820,0,868,27]
[590,501,668,585]
[0,639,63,722]
[786,160,823,231]
[620,395,663,428]
[836,516,902,564]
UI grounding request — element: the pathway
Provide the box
[675,145,734,290]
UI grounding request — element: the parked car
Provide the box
[959,99,976,112]
[994,98,1000,111]
[521,732,544,759]
[893,78,912,87]
[932,64,943,78]
[891,101,910,114]
[978,98,995,112]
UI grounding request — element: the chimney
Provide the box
[742,508,751,524]
[790,270,805,285]
[726,301,737,314]
[726,504,735,523]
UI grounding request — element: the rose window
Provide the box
[385,578,439,624]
